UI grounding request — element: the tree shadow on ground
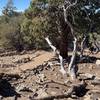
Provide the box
[0,79,20,98]
[51,54,100,65]
[75,55,100,64]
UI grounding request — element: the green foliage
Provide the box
[20,0,50,49]
[0,14,24,51]
[73,0,100,40]
[0,0,100,51]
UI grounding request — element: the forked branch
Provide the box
[63,0,78,80]
[45,37,66,75]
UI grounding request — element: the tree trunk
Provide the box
[68,38,77,80]
[45,37,66,75]
[59,35,68,59]
[80,36,86,58]
[59,18,71,59]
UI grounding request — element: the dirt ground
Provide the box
[0,50,100,100]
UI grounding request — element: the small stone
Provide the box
[91,79,100,85]
[50,91,57,95]
[16,84,33,92]
[37,74,46,82]
[80,73,95,80]
[0,95,3,100]
[84,95,91,100]
[36,89,48,98]
[96,60,100,65]
[67,98,74,100]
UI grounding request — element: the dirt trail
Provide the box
[14,51,54,73]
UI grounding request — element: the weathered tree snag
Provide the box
[45,37,56,53]
[58,13,70,59]
[45,0,78,78]
[58,54,66,75]
[45,37,66,75]
[80,36,86,58]
[59,34,68,59]
[68,38,77,80]
[62,0,78,80]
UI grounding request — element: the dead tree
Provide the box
[63,0,78,80]
[80,35,86,58]
[45,37,66,75]
[45,0,78,80]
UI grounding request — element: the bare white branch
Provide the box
[80,36,86,57]
[68,37,77,80]
[45,37,66,75]
[45,37,56,53]
[64,0,78,10]
[58,54,66,75]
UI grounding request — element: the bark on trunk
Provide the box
[45,37,66,75]
[80,36,86,58]
[59,34,68,59]
[58,21,72,60]
[68,38,77,80]
[58,13,71,59]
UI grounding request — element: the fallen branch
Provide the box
[30,81,87,100]
[30,87,74,100]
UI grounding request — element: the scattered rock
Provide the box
[91,79,100,85]
[92,94,100,100]
[16,84,34,92]
[96,60,100,65]
[0,63,16,68]
[0,51,17,57]
[18,87,33,92]
[35,89,49,99]
[79,73,95,80]
[67,98,74,100]
[50,91,57,95]
[84,94,91,100]
[0,50,99,100]
[36,74,46,83]
[14,57,31,64]
[0,73,21,81]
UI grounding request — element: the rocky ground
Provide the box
[0,50,100,100]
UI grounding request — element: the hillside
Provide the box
[0,50,100,100]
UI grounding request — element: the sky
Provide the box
[0,0,31,15]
